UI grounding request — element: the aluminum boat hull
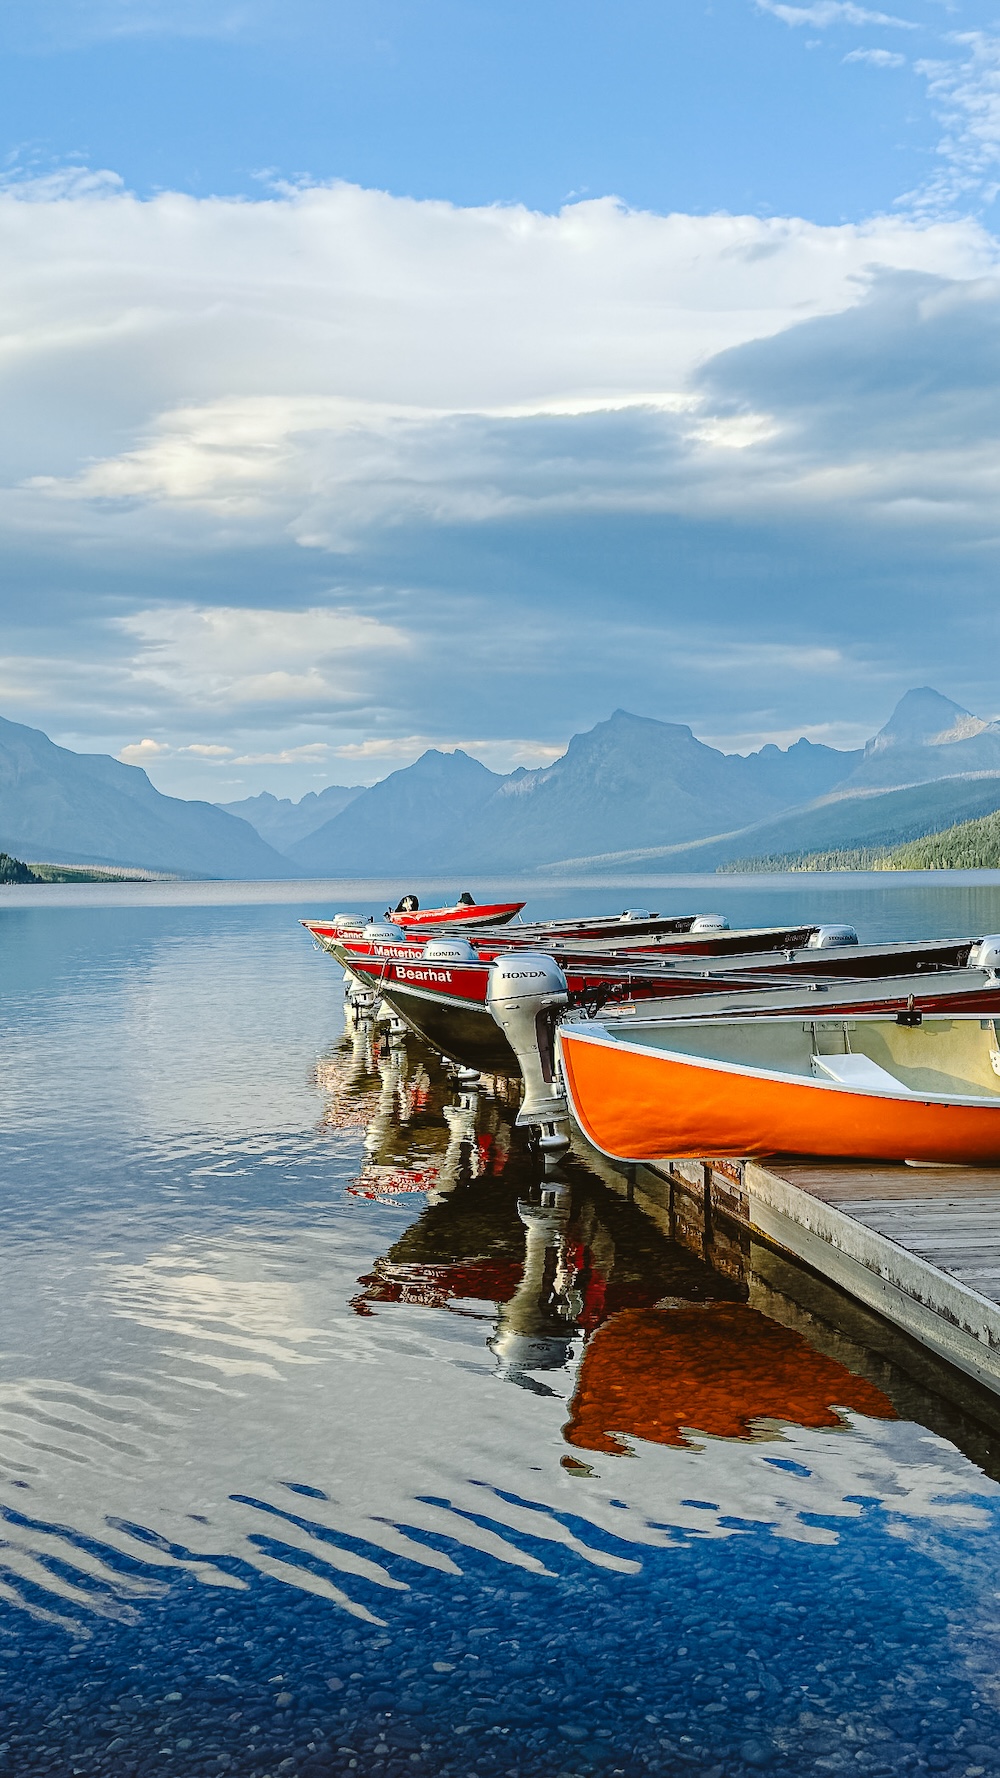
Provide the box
[343,949,1000,1080]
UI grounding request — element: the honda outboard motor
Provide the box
[806,925,859,949]
[690,914,730,932]
[362,920,406,944]
[422,936,479,962]
[487,952,570,1165]
[969,935,1000,980]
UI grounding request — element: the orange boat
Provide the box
[558,1012,1000,1166]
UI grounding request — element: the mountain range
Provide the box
[2,687,999,878]
[0,713,294,879]
[219,784,364,853]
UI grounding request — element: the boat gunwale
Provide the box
[558,1015,1000,1109]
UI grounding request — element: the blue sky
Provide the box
[2,0,1000,797]
[0,1,958,220]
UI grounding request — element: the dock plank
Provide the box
[778,1163,1000,1204]
[774,1162,1000,1305]
[745,1158,1000,1394]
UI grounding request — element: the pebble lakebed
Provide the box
[5,1492,1000,1778]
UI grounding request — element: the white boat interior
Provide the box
[577,1014,1000,1102]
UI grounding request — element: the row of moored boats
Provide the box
[303,894,1000,1168]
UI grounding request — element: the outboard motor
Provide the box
[345,972,377,1014]
[486,952,570,1165]
[362,920,406,945]
[806,925,859,949]
[431,1092,481,1200]
[373,998,409,1042]
[621,908,653,921]
[489,1182,578,1388]
[422,936,479,962]
[690,914,730,933]
[969,935,1000,980]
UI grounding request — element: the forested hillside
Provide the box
[723,809,1000,873]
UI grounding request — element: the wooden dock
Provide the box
[745,1158,1000,1397]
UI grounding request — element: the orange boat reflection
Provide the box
[564,1302,895,1455]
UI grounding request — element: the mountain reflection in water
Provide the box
[3,894,1000,1778]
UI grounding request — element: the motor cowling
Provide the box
[806,924,859,949]
[422,936,479,961]
[362,920,406,944]
[690,914,730,932]
[969,935,1000,977]
[487,952,570,1156]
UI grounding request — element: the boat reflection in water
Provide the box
[334,1000,901,1458]
[563,1300,894,1458]
[316,997,513,1202]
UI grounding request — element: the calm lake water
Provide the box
[3,874,1000,1778]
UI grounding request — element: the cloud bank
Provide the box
[2,177,1000,795]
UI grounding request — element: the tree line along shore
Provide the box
[722,809,1000,874]
[0,853,167,884]
[5,808,1000,887]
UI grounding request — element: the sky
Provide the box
[2,0,1000,799]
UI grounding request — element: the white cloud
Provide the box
[118,737,168,763]
[757,2,916,30]
[334,735,567,772]
[686,410,780,449]
[843,47,906,67]
[2,178,1000,795]
[0,179,991,555]
[672,642,851,675]
[229,743,335,765]
[117,604,410,712]
[908,33,1000,215]
[700,719,881,753]
[1,180,992,464]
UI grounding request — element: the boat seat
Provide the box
[810,1052,912,1094]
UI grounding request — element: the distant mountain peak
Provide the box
[402,748,500,782]
[866,687,988,756]
[605,707,691,733]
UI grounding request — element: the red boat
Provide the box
[302,903,830,953]
[328,947,1000,1078]
[388,893,524,930]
